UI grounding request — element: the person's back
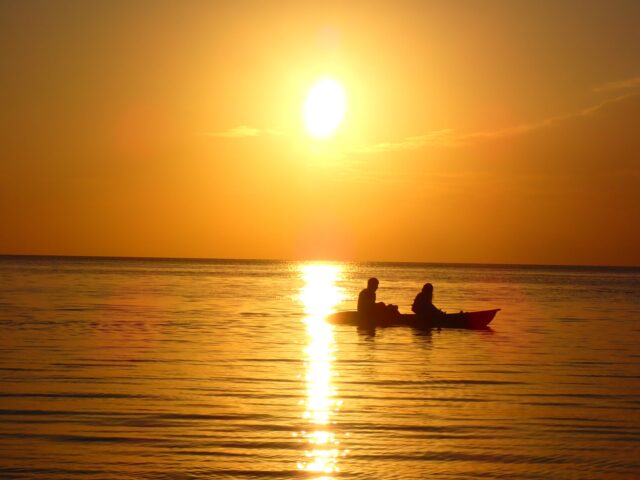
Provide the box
[411,290,427,315]
[358,278,378,314]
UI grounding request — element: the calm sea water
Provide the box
[0,256,639,479]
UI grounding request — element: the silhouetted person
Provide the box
[358,278,398,318]
[412,283,445,319]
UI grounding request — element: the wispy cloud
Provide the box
[593,76,640,93]
[353,93,638,154]
[351,123,551,154]
[352,129,458,153]
[461,119,554,142]
[202,125,282,138]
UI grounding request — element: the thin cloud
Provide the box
[202,125,282,138]
[593,76,640,93]
[353,93,638,154]
[352,123,550,154]
[352,129,458,153]
[462,119,555,142]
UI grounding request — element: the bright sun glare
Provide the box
[303,78,346,139]
[297,264,345,476]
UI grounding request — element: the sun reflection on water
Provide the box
[297,264,346,477]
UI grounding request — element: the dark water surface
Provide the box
[1,256,639,479]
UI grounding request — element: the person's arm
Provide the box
[429,302,445,317]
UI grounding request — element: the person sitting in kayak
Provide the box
[412,283,445,318]
[358,278,398,317]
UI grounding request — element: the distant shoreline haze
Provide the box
[0,254,638,270]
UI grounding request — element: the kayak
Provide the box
[327,309,499,329]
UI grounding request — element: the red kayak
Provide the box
[327,309,499,329]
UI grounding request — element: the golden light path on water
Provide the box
[297,264,346,478]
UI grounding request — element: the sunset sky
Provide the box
[1,1,638,265]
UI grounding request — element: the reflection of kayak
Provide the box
[327,309,499,329]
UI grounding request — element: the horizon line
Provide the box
[0,253,638,270]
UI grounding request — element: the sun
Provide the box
[303,78,346,139]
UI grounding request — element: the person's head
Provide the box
[422,283,433,301]
[367,277,379,291]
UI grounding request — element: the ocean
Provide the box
[0,256,639,479]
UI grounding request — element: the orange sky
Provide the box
[1,1,639,265]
